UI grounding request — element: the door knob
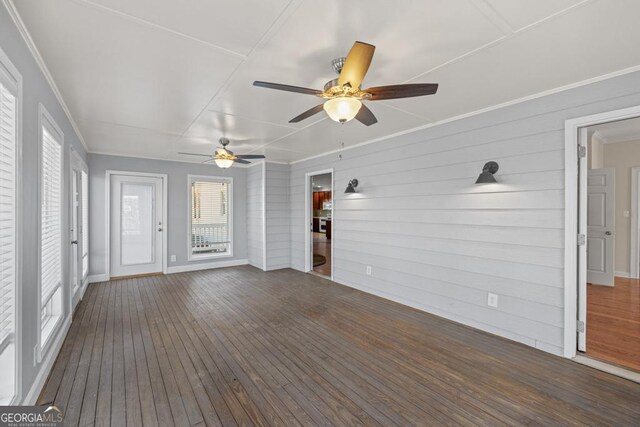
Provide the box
[605,231,612,235]
[71,240,78,245]
[158,228,163,232]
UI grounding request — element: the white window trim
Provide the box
[37,103,65,361]
[0,46,23,405]
[187,175,234,261]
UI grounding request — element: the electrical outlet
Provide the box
[487,293,499,308]
[170,255,176,262]
[624,210,630,218]
[366,265,372,276]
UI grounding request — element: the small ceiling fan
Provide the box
[179,137,265,168]
[253,41,438,126]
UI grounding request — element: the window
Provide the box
[39,106,64,352]
[189,176,232,259]
[0,55,19,405]
[81,170,89,278]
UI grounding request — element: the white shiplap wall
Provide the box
[265,162,290,270]
[288,70,640,356]
[246,163,264,270]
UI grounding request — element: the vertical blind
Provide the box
[190,179,230,255]
[81,170,88,278]
[0,81,16,349]
[41,126,62,306]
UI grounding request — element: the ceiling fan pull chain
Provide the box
[338,124,345,161]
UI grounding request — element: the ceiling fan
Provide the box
[253,41,438,126]
[178,137,265,168]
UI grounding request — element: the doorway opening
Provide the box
[305,170,333,279]
[577,115,640,375]
[106,171,168,279]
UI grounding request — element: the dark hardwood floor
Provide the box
[312,232,331,277]
[586,277,640,372]
[40,266,640,426]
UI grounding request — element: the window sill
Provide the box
[39,313,62,362]
[188,252,234,262]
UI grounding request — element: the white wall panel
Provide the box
[247,164,264,269]
[265,163,290,270]
[288,70,640,356]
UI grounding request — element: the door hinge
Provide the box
[577,320,585,333]
[578,145,587,158]
[577,234,586,246]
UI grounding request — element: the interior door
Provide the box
[110,175,163,277]
[70,169,80,296]
[587,168,615,286]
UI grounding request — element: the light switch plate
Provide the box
[366,266,372,276]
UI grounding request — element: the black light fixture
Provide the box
[475,161,499,184]
[344,179,358,193]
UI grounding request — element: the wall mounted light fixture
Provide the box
[475,161,499,184]
[344,179,359,193]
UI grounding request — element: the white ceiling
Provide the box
[11,0,640,163]
[590,116,640,144]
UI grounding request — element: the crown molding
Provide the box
[2,0,89,152]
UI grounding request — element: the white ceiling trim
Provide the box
[468,0,514,35]
[291,63,640,165]
[177,0,303,139]
[516,0,593,33]
[404,0,594,85]
[593,130,640,145]
[76,0,247,59]
[3,0,89,152]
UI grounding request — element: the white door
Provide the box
[70,169,80,296]
[587,168,615,286]
[110,175,164,277]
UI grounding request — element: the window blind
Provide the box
[0,81,16,349]
[41,126,62,305]
[190,179,230,256]
[81,170,88,278]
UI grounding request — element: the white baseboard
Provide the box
[615,270,630,278]
[87,273,109,284]
[22,315,72,405]
[167,258,248,274]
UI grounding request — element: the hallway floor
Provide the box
[312,232,331,277]
[586,277,640,372]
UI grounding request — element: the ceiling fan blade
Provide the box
[201,159,214,164]
[235,154,266,159]
[234,158,251,164]
[364,83,439,100]
[338,41,375,89]
[253,81,323,96]
[289,104,325,123]
[355,103,378,126]
[178,152,211,157]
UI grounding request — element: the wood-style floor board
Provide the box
[39,266,640,426]
[586,278,640,372]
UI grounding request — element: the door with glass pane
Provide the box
[70,153,88,307]
[110,175,163,277]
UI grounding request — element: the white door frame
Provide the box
[69,148,87,309]
[105,170,168,278]
[304,169,334,280]
[630,166,640,279]
[563,104,640,359]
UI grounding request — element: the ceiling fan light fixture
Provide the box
[214,158,234,169]
[323,97,362,123]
